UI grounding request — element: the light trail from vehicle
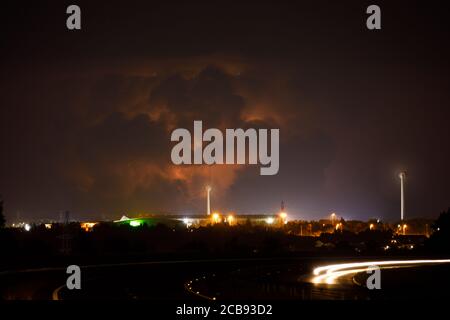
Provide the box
[311,259,450,285]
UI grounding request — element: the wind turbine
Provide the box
[206,186,211,216]
[399,171,406,221]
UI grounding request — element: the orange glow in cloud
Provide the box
[166,164,242,199]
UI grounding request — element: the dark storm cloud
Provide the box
[2,62,305,219]
[86,74,157,120]
[6,58,334,219]
[149,66,245,128]
[67,66,254,217]
[78,112,167,162]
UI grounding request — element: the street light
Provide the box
[331,213,336,225]
[266,217,274,224]
[183,218,191,228]
[211,213,221,224]
[279,212,288,224]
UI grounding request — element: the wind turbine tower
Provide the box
[399,171,406,221]
[206,186,211,216]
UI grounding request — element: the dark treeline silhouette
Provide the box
[425,208,450,253]
[0,223,317,266]
[0,221,429,270]
[318,229,394,253]
[1,205,448,269]
[0,197,5,228]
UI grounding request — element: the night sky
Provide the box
[1,0,449,222]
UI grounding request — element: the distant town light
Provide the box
[183,218,191,227]
[81,222,97,232]
[331,213,336,223]
[24,224,31,231]
[266,217,274,224]
[129,220,141,227]
[211,213,221,223]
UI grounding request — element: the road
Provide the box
[3,257,449,300]
[1,257,310,300]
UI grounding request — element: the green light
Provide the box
[129,220,141,227]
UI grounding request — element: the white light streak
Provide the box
[311,259,450,284]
